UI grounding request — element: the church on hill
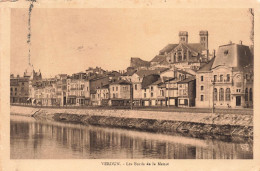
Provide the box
[150,31,210,70]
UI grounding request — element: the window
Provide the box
[112,87,114,91]
[201,86,204,91]
[11,88,13,91]
[151,92,153,97]
[245,88,248,101]
[236,89,241,93]
[214,75,217,82]
[249,88,253,101]
[15,88,17,91]
[178,51,182,61]
[144,93,146,98]
[200,95,204,101]
[135,84,137,90]
[116,87,118,91]
[220,75,223,82]
[226,74,230,82]
[224,50,229,55]
[201,76,204,81]
[151,86,153,91]
[113,93,115,98]
[183,52,187,60]
[219,88,224,101]
[226,88,231,101]
[160,90,164,96]
[214,88,218,101]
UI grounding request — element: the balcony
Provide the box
[211,79,231,84]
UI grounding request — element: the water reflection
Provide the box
[10,115,253,159]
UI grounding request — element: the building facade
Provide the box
[177,76,196,107]
[109,80,131,106]
[10,75,30,104]
[196,42,253,108]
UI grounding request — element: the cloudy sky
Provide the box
[11,8,252,77]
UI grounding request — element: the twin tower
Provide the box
[179,30,208,50]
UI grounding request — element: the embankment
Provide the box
[10,106,253,138]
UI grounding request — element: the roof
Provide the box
[141,74,160,89]
[212,43,253,70]
[185,43,205,53]
[150,55,167,64]
[159,42,206,56]
[162,77,175,82]
[159,44,178,55]
[176,69,194,76]
[122,69,137,76]
[135,70,159,77]
[151,78,163,85]
[197,57,215,72]
[130,57,150,68]
[110,79,131,85]
[96,84,109,89]
[177,76,196,84]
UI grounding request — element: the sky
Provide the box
[11,8,252,78]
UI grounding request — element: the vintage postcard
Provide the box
[1,0,260,170]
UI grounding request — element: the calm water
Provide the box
[10,115,253,159]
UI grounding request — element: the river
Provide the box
[10,115,253,159]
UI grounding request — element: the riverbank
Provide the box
[10,105,253,138]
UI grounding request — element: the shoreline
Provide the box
[10,105,253,138]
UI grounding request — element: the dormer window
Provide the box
[224,50,229,55]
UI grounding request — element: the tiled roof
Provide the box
[177,76,196,84]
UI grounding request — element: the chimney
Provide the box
[213,49,216,57]
[239,40,243,45]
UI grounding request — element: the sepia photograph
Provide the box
[1,1,260,170]
[9,5,255,160]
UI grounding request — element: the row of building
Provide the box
[10,30,254,108]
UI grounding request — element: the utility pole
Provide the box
[212,81,215,113]
[130,83,133,110]
[167,79,170,108]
